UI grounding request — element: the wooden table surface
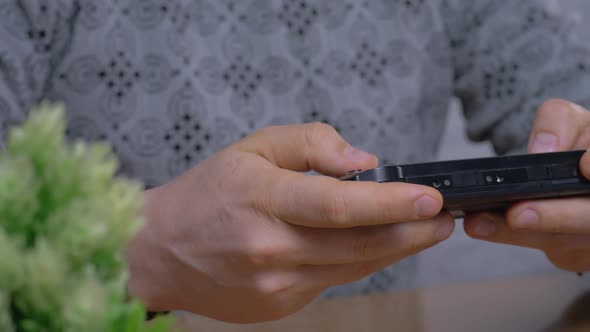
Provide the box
[174,272,590,332]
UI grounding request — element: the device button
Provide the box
[547,165,578,179]
[406,176,453,189]
[451,171,481,187]
[481,168,527,185]
[526,166,548,180]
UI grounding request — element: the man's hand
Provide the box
[125,122,454,323]
[465,99,590,272]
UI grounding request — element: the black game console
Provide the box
[341,150,590,217]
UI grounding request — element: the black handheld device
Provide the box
[341,150,590,217]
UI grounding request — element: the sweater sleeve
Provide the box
[0,0,77,145]
[440,0,590,155]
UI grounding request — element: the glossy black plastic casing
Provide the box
[341,150,590,217]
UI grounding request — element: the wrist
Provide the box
[125,186,176,312]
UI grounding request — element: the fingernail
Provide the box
[436,220,454,241]
[343,145,374,163]
[513,209,539,229]
[472,218,496,237]
[530,132,558,153]
[415,195,441,218]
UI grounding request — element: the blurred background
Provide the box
[417,0,590,289]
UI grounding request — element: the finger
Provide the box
[247,257,401,297]
[504,198,590,235]
[580,150,590,180]
[296,217,453,288]
[236,122,378,176]
[299,255,406,289]
[464,213,590,251]
[545,249,590,272]
[528,99,590,153]
[286,213,454,265]
[263,169,444,228]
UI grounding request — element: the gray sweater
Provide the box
[0,0,589,297]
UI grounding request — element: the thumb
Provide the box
[528,99,590,153]
[236,122,378,176]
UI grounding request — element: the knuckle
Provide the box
[305,121,336,137]
[320,193,349,225]
[252,189,274,216]
[224,152,252,177]
[351,236,376,260]
[405,232,425,252]
[399,224,432,253]
[244,241,291,268]
[217,202,238,227]
[252,125,278,140]
[303,122,337,148]
[266,174,299,216]
[254,273,296,297]
[252,173,282,214]
[350,227,388,260]
[233,126,273,150]
[374,191,404,221]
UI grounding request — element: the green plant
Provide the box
[0,103,173,332]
